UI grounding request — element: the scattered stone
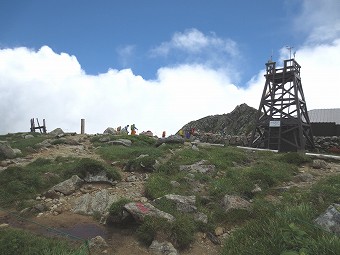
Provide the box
[179,160,215,174]
[50,175,84,195]
[314,203,340,234]
[170,181,180,187]
[215,227,224,236]
[43,189,60,199]
[126,175,138,182]
[293,173,314,182]
[222,195,251,212]
[251,184,262,194]
[194,212,208,224]
[89,236,109,249]
[123,202,175,223]
[33,203,46,212]
[149,240,178,255]
[0,223,9,228]
[99,137,111,142]
[312,159,329,169]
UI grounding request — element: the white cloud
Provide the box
[150,28,239,57]
[294,0,340,44]
[0,46,261,136]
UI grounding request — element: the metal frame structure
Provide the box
[249,59,314,152]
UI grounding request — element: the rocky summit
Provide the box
[180,103,257,136]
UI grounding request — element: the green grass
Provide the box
[0,228,88,255]
[0,157,120,208]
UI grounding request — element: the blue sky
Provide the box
[1,0,303,83]
[0,0,340,135]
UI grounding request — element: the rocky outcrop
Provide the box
[180,103,257,137]
[314,136,340,153]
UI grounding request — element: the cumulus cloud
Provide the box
[150,28,239,57]
[0,46,253,136]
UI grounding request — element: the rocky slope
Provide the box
[180,103,257,136]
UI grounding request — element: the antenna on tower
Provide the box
[286,45,294,59]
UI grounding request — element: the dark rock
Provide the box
[207,232,221,245]
[155,135,184,147]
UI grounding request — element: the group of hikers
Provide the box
[116,124,138,135]
[178,127,196,139]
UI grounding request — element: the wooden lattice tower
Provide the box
[249,59,314,152]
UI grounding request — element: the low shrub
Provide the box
[277,152,312,165]
[145,174,173,199]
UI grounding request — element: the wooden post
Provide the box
[81,119,85,134]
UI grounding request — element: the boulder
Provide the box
[103,127,117,135]
[149,240,178,255]
[0,141,16,159]
[123,202,175,223]
[72,189,119,215]
[179,160,215,174]
[50,175,84,195]
[24,134,35,139]
[314,203,340,234]
[222,195,251,212]
[49,128,64,137]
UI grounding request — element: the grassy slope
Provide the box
[0,133,339,254]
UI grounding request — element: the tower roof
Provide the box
[308,108,340,124]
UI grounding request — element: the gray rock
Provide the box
[293,173,314,182]
[83,171,114,185]
[103,127,117,135]
[155,135,184,147]
[49,128,64,136]
[12,148,22,156]
[194,212,208,224]
[315,204,340,234]
[37,139,52,148]
[123,202,175,223]
[149,240,178,255]
[72,189,119,215]
[108,139,132,147]
[222,195,251,212]
[50,175,84,195]
[99,137,111,142]
[89,235,109,248]
[0,141,16,159]
[312,159,329,169]
[24,134,35,139]
[179,160,215,173]
[170,181,180,187]
[161,194,197,213]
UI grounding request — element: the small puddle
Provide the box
[56,223,109,240]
